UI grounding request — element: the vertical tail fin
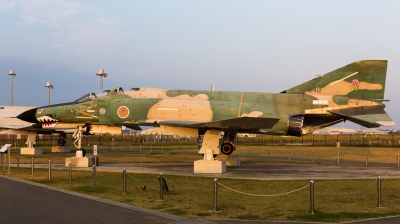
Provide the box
[283,60,388,102]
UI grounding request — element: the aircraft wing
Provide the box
[327,105,396,128]
[139,117,281,136]
[157,117,281,130]
[0,125,32,130]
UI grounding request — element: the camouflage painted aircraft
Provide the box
[17,60,395,156]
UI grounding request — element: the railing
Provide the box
[1,133,400,148]
[1,161,392,216]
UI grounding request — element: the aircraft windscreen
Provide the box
[108,87,141,95]
[74,87,141,102]
[74,90,110,102]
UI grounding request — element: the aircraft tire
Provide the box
[221,142,234,155]
[57,139,66,146]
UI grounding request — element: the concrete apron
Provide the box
[13,162,400,180]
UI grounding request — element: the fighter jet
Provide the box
[17,60,395,156]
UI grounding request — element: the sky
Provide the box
[1,0,399,130]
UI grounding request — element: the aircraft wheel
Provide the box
[57,139,66,146]
[80,148,87,157]
[221,142,234,155]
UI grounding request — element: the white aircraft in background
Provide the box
[0,105,70,147]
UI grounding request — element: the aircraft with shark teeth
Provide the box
[17,60,395,156]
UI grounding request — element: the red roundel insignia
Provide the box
[117,106,129,119]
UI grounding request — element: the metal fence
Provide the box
[1,133,400,147]
[1,163,391,216]
[235,134,400,147]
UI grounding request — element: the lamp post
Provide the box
[96,68,108,90]
[44,81,54,105]
[8,70,16,105]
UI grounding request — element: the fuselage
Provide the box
[29,87,355,135]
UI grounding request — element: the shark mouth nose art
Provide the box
[37,116,59,127]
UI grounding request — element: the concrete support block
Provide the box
[218,155,240,166]
[66,157,99,167]
[51,146,71,153]
[194,160,226,174]
[66,157,86,167]
[21,147,43,155]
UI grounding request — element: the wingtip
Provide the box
[376,121,396,127]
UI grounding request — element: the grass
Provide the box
[234,145,400,165]
[3,144,400,222]
[11,145,400,166]
[4,168,400,222]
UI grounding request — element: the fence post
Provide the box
[48,159,52,179]
[288,150,291,161]
[1,152,4,173]
[377,176,382,207]
[16,156,19,172]
[312,151,314,163]
[93,165,97,187]
[310,180,314,214]
[248,149,250,155]
[397,154,399,168]
[7,145,10,174]
[213,178,218,212]
[365,153,368,166]
[312,135,314,146]
[267,150,270,160]
[31,158,34,175]
[123,168,126,194]
[68,162,72,183]
[159,173,164,200]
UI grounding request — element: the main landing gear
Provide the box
[198,130,237,157]
[220,131,237,155]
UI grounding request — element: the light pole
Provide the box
[96,68,108,90]
[44,81,54,105]
[8,70,16,105]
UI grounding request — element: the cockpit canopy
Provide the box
[74,87,140,102]
[109,87,124,95]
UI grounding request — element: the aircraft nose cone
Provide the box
[17,108,38,123]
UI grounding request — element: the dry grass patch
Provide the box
[4,168,400,222]
[236,145,400,165]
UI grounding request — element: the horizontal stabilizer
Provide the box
[328,106,396,128]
